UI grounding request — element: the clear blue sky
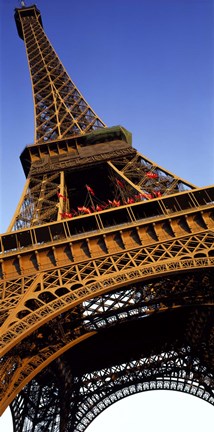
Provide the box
[0,0,213,430]
[1,0,213,233]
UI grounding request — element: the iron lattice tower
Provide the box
[0,4,214,431]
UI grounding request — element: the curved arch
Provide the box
[1,268,213,415]
[77,379,214,431]
[1,256,213,357]
[10,343,214,432]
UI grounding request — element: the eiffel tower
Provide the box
[0,4,214,431]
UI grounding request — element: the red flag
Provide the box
[145,193,153,199]
[97,203,108,210]
[138,193,146,199]
[78,206,92,214]
[60,212,72,219]
[86,184,95,196]
[146,172,158,179]
[127,197,135,204]
[153,190,162,197]
[57,192,67,201]
[112,199,120,207]
[138,192,153,200]
[96,205,104,212]
[116,179,124,188]
[108,199,120,207]
[84,207,92,214]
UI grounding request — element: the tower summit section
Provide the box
[14,4,106,145]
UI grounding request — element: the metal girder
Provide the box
[0,4,213,431]
[0,228,214,413]
[8,309,214,431]
[14,6,105,144]
[6,149,199,232]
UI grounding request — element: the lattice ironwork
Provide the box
[15,5,105,144]
[0,4,213,432]
[8,147,197,232]
[9,305,214,431]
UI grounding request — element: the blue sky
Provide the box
[1,0,213,232]
[0,0,214,429]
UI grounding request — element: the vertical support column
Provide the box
[57,171,65,221]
